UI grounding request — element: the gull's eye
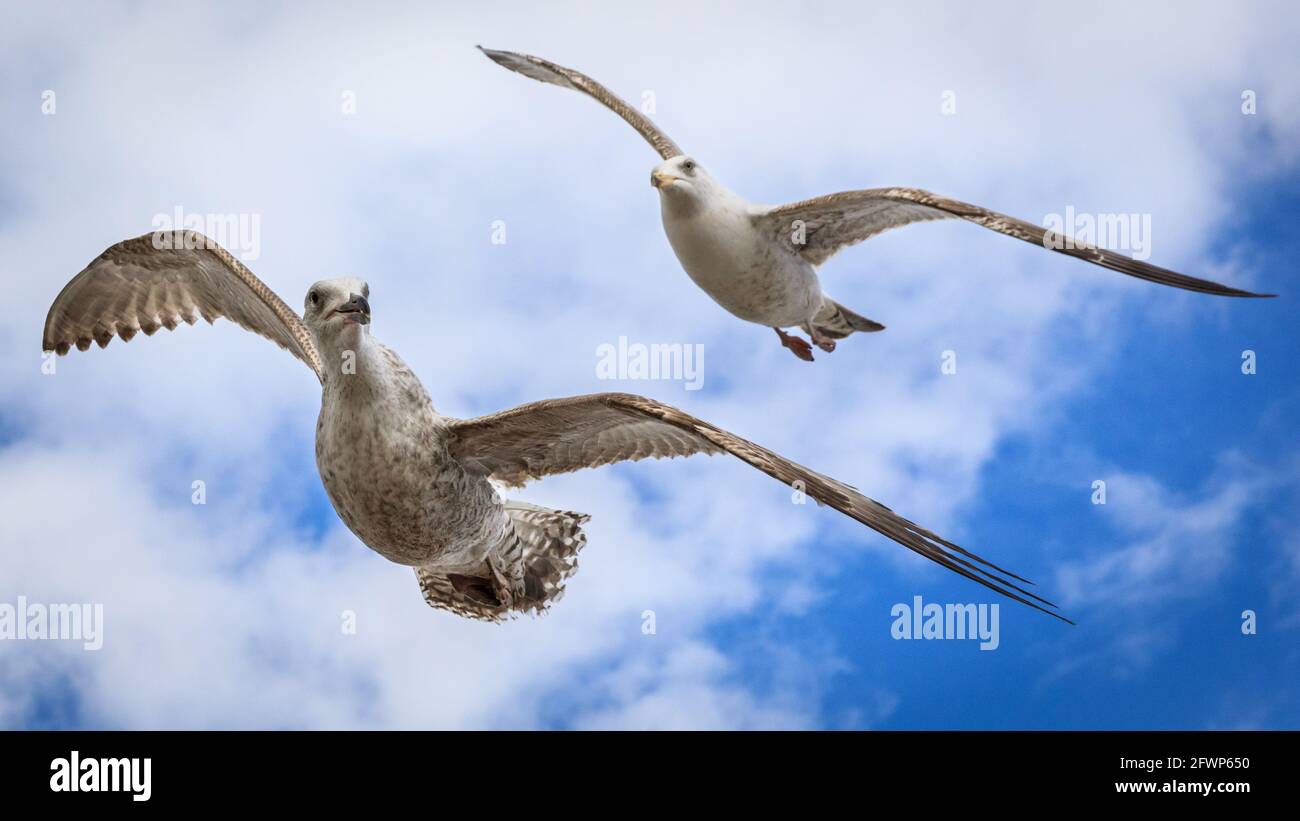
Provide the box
[309,291,319,307]
[682,159,696,173]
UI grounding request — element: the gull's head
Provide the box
[304,277,371,345]
[651,155,713,202]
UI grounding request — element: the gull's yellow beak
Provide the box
[651,170,679,189]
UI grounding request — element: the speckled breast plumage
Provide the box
[314,343,507,568]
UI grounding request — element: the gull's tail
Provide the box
[414,502,590,622]
[808,297,886,340]
[505,501,590,614]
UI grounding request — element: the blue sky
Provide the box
[1,1,1297,729]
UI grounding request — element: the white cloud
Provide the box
[571,643,815,730]
[1055,464,1262,608]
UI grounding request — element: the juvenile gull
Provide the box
[42,231,1069,622]
[480,47,1274,361]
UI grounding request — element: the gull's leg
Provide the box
[773,327,815,362]
[808,326,837,353]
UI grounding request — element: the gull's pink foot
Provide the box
[811,333,836,353]
[774,327,815,362]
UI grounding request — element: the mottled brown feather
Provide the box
[42,230,324,379]
[761,188,1273,297]
[479,46,684,160]
[448,392,1072,622]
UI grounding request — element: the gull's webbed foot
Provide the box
[806,327,837,353]
[774,327,815,362]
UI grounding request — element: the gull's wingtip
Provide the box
[476,45,513,61]
[1219,283,1276,298]
[1223,286,1277,298]
[1037,596,1075,626]
[477,45,528,72]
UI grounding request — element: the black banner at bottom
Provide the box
[2,730,1288,807]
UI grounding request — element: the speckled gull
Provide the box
[480,46,1273,361]
[42,231,1070,622]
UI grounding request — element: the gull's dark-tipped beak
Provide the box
[336,293,370,325]
[651,170,676,189]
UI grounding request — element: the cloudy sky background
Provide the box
[1,0,1297,728]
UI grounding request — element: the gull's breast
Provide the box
[661,200,821,327]
[315,380,504,567]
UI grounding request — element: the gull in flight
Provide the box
[480,47,1274,361]
[43,231,1069,622]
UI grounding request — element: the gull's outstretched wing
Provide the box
[759,187,1273,297]
[478,46,685,160]
[447,392,1071,622]
[42,230,323,381]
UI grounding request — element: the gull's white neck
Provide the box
[660,179,752,221]
[318,325,387,396]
